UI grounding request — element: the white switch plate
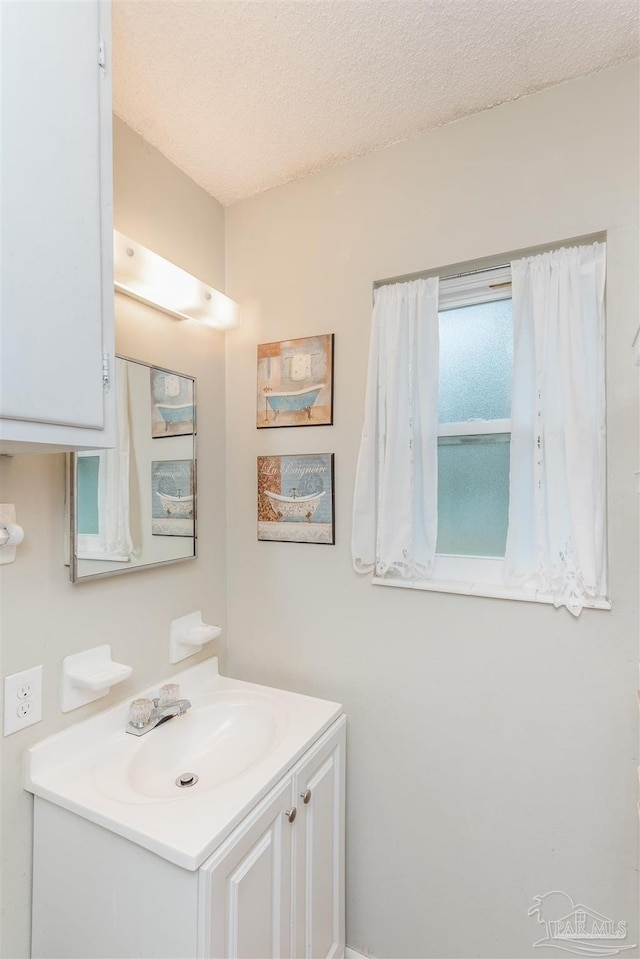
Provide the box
[4,665,42,735]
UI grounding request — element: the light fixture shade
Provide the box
[113,230,240,330]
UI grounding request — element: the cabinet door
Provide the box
[199,775,294,959]
[0,0,115,451]
[293,717,346,959]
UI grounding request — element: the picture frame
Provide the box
[257,453,335,544]
[150,367,195,437]
[257,333,334,428]
[151,459,195,537]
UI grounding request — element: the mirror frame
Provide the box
[70,355,197,582]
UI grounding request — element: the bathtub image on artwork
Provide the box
[257,453,334,544]
[257,334,333,428]
[152,459,195,537]
[150,367,195,438]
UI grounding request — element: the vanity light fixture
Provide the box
[113,230,240,330]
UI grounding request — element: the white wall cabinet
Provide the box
[0,0,115,453]
[31,717,346,959]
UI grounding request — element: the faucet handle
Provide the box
[130,698,153,728]
[158,683,180,707]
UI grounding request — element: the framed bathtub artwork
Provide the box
[150,367,195,437]
[257,334,334,428]
[257,453,335,544]
[151,459,195,537]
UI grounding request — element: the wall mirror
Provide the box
[70,356,196,582]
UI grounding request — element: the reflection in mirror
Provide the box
[71,356,196,582]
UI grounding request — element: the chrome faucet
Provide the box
[126,684,192,736]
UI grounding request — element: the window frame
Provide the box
[76,450,104,557]
[435,263,513,582]
[372,261,611,610]
[75,449,131,562]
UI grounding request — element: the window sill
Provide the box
[371,574,611,610]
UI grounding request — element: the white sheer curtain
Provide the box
[352,277,439,578]
[504,242,607,615]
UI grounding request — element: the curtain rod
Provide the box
[373,263,511,290]
[444,263,510,281]
[374,262,510,289]
[374,231,606,291]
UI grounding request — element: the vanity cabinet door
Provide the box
[0,0,115,453]
[292,717,346,959]
[199,774,294,959]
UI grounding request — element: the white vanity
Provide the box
[25,659,345,958]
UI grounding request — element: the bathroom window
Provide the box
[76,454,101,537]
[352,241,609,613]
[434,267,513,585]
[75,449,133,562]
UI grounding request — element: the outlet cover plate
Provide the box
[4,665,42,735]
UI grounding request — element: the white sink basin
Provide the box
[94,690,287,802]
[25,658,342,870]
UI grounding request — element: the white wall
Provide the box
[224,63,639,959]
[0,118,227,959]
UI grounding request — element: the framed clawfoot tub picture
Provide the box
[257,334,334,428]
[257,453,335,544]
[151,459,195,537]
[150,367,195,437]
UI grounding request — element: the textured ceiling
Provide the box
[113,0,639,205]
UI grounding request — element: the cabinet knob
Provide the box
[300,789,312,804]
[285,806,297,823]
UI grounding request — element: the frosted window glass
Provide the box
[77,455,100,535]
[436,436,510,556]
[438,299,513,423]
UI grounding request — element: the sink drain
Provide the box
[175,772,199,788]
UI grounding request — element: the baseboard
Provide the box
[345,948,368,959]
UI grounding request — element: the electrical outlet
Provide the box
[4,665,42,735]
